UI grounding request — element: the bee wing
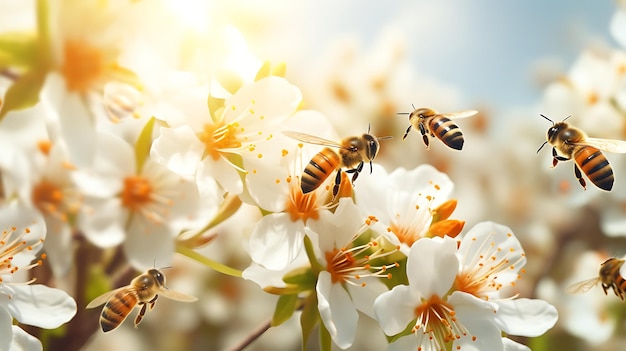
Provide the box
[438,110,478,120]
[565,277,600,295]
[282,131,344,148]
[86,287,126,309]
[579,138,626,153]
[159,288,198,302]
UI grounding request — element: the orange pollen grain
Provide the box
[61,40,107,93]
[413,294,466,349]
[37,140,53,155]
[198,122,242,160]
[121,176,153,211]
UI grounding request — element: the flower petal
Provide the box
[316,271,358,349]
[249,213,304,270]
[493,298,558,337]
[151,125,204,176]
[502,337,531,351]
[7,285,76,328]
[78,198,126,248]
[0,307,12,351]
[10,326,42,351]
[373,284,419,336]
[406,236,458,296]
[124,220,175,270]
[346,277,388,319]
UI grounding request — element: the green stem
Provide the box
[176,245,242,278]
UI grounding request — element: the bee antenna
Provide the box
[540,114,554,125]
[536,141,548,154]
[397,104,416,116]
[563,115,571,122]
[367,123,371,134]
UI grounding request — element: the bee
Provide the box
[566,257,626,300]
[86,268,197,332]
[283,127,392,196]
[398,107,477,150]
[536,114,626,191]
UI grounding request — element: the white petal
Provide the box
[406,236,458,296]
[316,272,358,349]
[373,284,419,336]
[0,307,12,351]
[502,338,531,351]
[493,299,558,337]
[449,292,502,351]
[151,125,204,176]
[248,213,304,270]
[124,220,175,271]
[198,157,243,195]
[10,326,42,351]
[78,198,126,248]
[41,216,73,278]
[6,285,76,328]
[346,277,388,319]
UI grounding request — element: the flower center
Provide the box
[325,231,398,287]
[61,40,108,93]
[32,181,66,220]
[198,121,243,160]
[0,226,45,283]
[286,179,320,222]
[121,176,153,212]
[412,294,471,350]
[454,233,526,300]
[386,193,437,247]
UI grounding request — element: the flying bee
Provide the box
[282,127,392,196]
[86,268,197,332]
[398,107,477,150]
[566,257,626,300]
[536,114,626,191]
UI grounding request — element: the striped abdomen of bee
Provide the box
[301,147,341,194]
[100,290,140,332]
[427,117,463,150]
[573,147,614,191]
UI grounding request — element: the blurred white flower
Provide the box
[0,201,76,351]
[74,132,208,270]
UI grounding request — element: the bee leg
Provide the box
[418,123,429,148]
[369,160,373,174]
[574,164,587,190]
[551,147,569,167]
[348,162,364,184]
[135,303,148,328]
[332,169,343,197]
[148,295,158,310]
[402,125,412,140]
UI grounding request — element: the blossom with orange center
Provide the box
[354,164,455,255]
[0,202,77,351]
[75,132,206,270]
[151,76,302,195]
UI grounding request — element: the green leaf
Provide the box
[283,266,316,287]
[134,117,156,172]
[0,32,38,69]
[0,69,47,120]
[271,294,298,327]
[36,0,52,68]
[319,322,331,351]
[300,293,319,350]
[254,61,271,81]
[208,95,225,123]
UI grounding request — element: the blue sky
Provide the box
[299,0,616,110]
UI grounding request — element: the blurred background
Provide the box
[3,0,626,350]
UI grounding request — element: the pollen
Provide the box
[412,294,471,350]
[199,121,243,160]
[61,40,108,93]
[281,149,289,157]
[37,140,52,155]
[324,238,398,286]
[0,226,44,280]
[285,181,320,222]
[121,176,153,211]
[32,180,68,221]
